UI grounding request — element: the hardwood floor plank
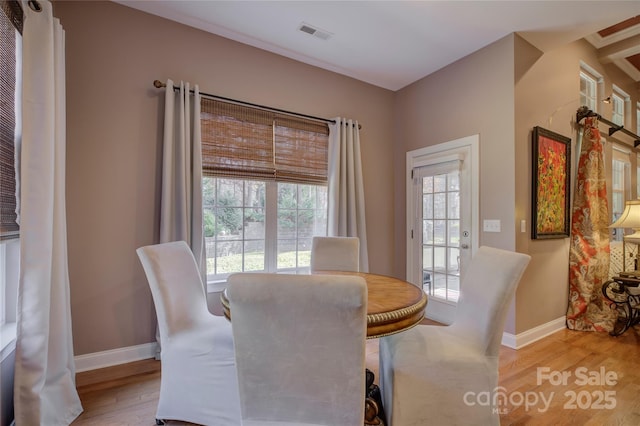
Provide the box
[72,325,640,425]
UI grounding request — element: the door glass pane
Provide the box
[423,194,433,219]
[448,171,459,190]
[447,274,460,302]
[448,220,460,245]
[418,167,461,303]
[433,220,446,245]
[423,220,434,244]
[422,176,433,193]
[433,193,446,218]
[433,175,446,192]
[448,247,460,274]
[434,246,446,271]
[422,246,433,269]
[433,273,447,299]
[448,192,459,218]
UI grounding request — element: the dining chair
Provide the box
[136,241,241,426]
[378,246,531,426]
[310,236,360,272]
[227,272,368,426]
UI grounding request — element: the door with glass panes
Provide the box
[408,136,476,324]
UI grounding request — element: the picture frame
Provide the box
[531,126,571,239]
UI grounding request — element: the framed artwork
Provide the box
[531,126,571,239]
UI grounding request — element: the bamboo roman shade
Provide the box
[0,1,20,240]
[200,98,329,184]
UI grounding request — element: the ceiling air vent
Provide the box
[298,22,332,40]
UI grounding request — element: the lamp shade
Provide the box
[610,200,640,243]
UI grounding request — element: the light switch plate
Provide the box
[483,219,501,232]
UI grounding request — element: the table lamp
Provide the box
[609,200,640,273]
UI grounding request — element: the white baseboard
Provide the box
[73,316,567,373]
[501,316,566,349]
[74,342,158,373]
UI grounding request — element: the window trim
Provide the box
[611,84,630,127]
[0,240,19,360]
[579,61,603,112]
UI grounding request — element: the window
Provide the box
[611,145,631,241]
[611,85,629,127]
[580,71,597,111]
[611,93,624,126]
[416,163,461,303]
[200,99,329,283]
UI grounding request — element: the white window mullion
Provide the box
[264,181,278,273]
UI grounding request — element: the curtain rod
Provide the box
[576,105,640,147]
[153,80,361,129]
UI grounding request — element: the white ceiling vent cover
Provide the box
[298,22,332,40]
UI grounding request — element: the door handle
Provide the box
[461,244,469,249]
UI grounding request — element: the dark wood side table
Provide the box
[602,274,640,336]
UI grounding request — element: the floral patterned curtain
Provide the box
[566,117,616,332]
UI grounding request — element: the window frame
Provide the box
[199,98,330,289]
[0,1,22,359]
[580,71,597,111]
[611,85,629,127]
[611,144,632,242]
[579,62,603,112]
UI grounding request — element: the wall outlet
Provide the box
[483,219,501,232]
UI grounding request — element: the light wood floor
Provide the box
[72,321,640,425]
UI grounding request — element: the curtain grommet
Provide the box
[28,1,42,12]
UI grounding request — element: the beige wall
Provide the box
[393,35,518,331]
[393,32,640,335]
[514,36,640,334]
[54,1,394,356]
[54,1,640,354]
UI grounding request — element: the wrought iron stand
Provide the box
[602,275,640,336]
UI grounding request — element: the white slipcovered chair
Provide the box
[227,272,368,426]
[136,241,242,426]
[379,246,531,426]
[310,236,360,273]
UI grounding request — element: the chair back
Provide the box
[228,272,367,426]
[450,246,530,356]
[136,241,211,341]
[310,236,360,272]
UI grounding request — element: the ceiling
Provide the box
[116,1,640,91]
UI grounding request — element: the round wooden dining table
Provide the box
[219,270,427,426]
[220,270,428,339]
